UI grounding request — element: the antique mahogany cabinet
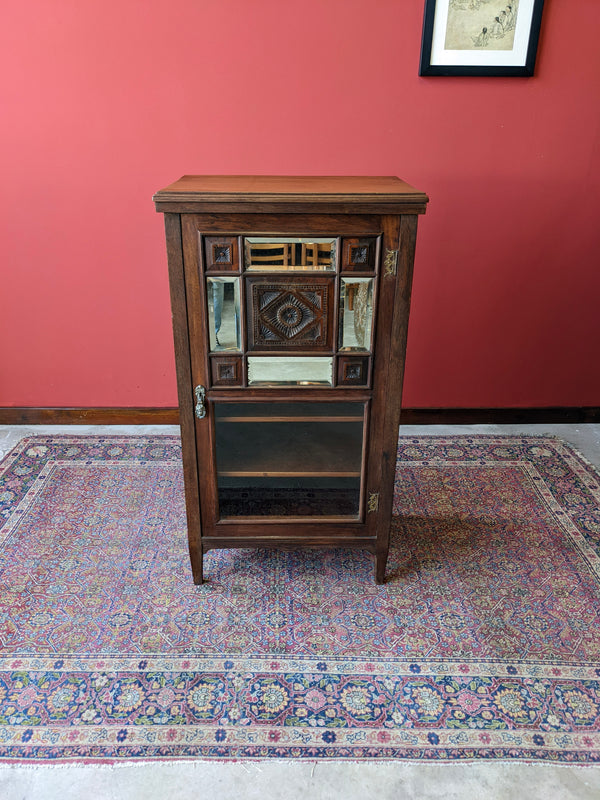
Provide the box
[153,176,428,584]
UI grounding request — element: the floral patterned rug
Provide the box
[0,434,599,763]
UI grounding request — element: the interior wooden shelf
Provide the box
[218,469,361,478]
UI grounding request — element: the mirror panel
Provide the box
[206,277,241,351]
[247,356,333,386]
[245,238,336,271]
[339,278,374,351]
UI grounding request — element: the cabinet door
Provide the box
[180,217,389,539]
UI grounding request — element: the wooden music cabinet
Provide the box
[153,176,428,584]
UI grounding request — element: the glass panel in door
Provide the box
[214,402,365,518]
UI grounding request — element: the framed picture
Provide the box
[419,0,545,76]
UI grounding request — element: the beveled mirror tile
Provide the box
[339,277,374,351]
[207,277,241,351]
[247,356,334,386]
[245,237,336,271]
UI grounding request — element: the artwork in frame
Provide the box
[419,0,545,76]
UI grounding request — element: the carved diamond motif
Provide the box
[268,296,315,338]
[261,291,316,340]
[248,281,331,350]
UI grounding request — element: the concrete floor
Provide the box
[0,422,599,799]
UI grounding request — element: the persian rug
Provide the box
[0,434,599,764]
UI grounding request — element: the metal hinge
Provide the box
[383,249,398,277]
[367,492,380,513]
[194,385,206,419]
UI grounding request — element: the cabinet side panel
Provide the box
[163,213,203,583]
[374,214,420,580]
[388,215,419,407]
[364,216,400,550]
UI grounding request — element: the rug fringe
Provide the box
[0,756,598,769]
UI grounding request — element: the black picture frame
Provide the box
[419,0,544,76]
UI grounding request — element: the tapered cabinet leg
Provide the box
[375,549,388,584]
[191,546,204,585]
[183,498,203,584]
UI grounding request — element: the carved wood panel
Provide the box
[245,276,334,351]
[203,236,240,272]
[341,237,378,272]
[337,355,370,387]
[210,356,243,387]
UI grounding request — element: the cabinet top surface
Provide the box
[153,175,428,211]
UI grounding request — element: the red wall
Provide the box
[2,0,599,409]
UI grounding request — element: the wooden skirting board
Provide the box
[0,408,180,425]
[1,407,599,425]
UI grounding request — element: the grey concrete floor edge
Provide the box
[0,422,599,799]
[1,760,600,800]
